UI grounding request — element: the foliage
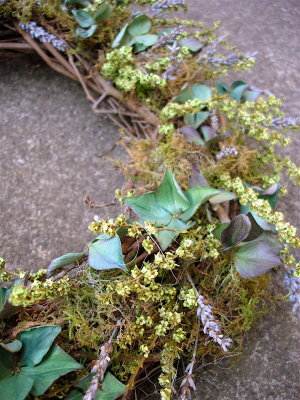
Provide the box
[0,0,299,399]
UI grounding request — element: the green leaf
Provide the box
[181,126,205,145]
[243,89,260,101]
[72,9,94,28]
[65,372,126,400]
[230,81,249,101]
[0,347,13,378]
[204,132,231,149]
[21,344,83,396]
[47,252,85,277]
[0,339,22,353]
[179,37,203,52]
[221,214,252,248]
[189,166,209,188]
[175,84,212,103]
[134,34,158,47]
[215,80,229,95]
[128,14,151,36]
[155,218,188,251]
[184,111,209,128]
[88,234,126,271]
[0,374,34,400]
[154,170,189,216]
[212,223,229,241]
[234,240,282,279]
[94,3,113,22]
[200,126,216,142]
[19,325,61,367]
[0,278,24,319]
[111,23,129,48]
[125,192,172,226]
[209,190,236,204]
[76,24,98,38]
[180,187,220,221]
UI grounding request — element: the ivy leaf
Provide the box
[155,218,188,251]
[205,132,231,149]
[111,23,129,48]
[234,238,282,279]
[0,374,34,400]
[94,3,113,22]
[0,279,23,319]
[20,344,83,396]
[189,165,209,188]
[212,223,229,241]
[221,214,252,248]
[181,126,205,145]
[0,347,13,378]
[184,111,209,128]
[215,80,229,95]
[179,37,203,52]
[243,89,260,101]
[65,372,126,400]
[230,80,249,101]
[134,34,158,47]
[88,234,127,271]
[76,25,97,38]
[0,339,22,353]
[155,170,189,216]
[47,252,85,277]
[180,187,220,221]
[72,10,94,28]
[128,14,151,36]
[19,325,61,367]
[209,190,236,204]
[175,84,212,103]
[200,126,217,142]
[125,192,172,225]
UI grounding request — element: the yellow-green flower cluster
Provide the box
[159,342,179,400]
[179,287,197,308]
[142,237,155,254]
[9,277,71,307]
[89,214,127,236]
[160,98,206,121]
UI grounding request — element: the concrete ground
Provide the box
[0,0,299,399]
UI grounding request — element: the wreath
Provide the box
[0,1,299,400]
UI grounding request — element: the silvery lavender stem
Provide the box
[271,116,299,129]
[150,0,186,17]
[19,22,67,52]
[216,146,239,160]
[179,333,198,400]
[197,295,232,352]
[284,269,300,318]
[209,51,257,67]
[152,26,183,50]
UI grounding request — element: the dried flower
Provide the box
[197,295,232,351]
[150,0,186,17]
[284,268,300,318]
[19,22,67,52]
[216,146,239,160]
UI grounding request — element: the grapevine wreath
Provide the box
[0,1,299,400]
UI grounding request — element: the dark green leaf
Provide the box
[0,374,33,400]
[234,240,282,279]
[76,24,97,38]
[21,345,82,396]
[88,234,126,271]
[230,81,249,101]
[128,14,151,36]
[212,223,230,241]
[155,170,189,216]
[221,214,252,248]
[181,126,205,145]
[244,212,265,241]
[0,279,23,319]
[215,80,229,95]
[180,187,220,221]
[175,84,212,103]
[200,126,217,142]
[179,37,203,52]
[94,3,113,22]
[184,112,209,128]
[205,132,231,149]
[0,339,22,353]
[0,347,13,378]
[72,9,94,28]
[19,325,61,367]
[65,372,126,400]
[47,252,85,277]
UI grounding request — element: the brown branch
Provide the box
[68,54,96,103]
[85,196,115,209]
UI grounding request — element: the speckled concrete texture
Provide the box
[0,0,299,399]
[0,54,125,271]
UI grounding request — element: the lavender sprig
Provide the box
[197,295,232,352]
[19,22,67,52]
[178,331,198,400]
[271,116,299,129]
[150,0,186,17]
[216,146,239,160]
[284,268,300,318]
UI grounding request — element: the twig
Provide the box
[68,54,96,103]
[83,320,122,400]
[211,203,231,223]
[92,92,107,111]
[85,196,115,209]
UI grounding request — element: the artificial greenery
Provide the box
[0,0,299,399]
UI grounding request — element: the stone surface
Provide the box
[0,1,299,399]
[0,53,125,272]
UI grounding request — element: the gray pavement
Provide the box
[0,1,300,399]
